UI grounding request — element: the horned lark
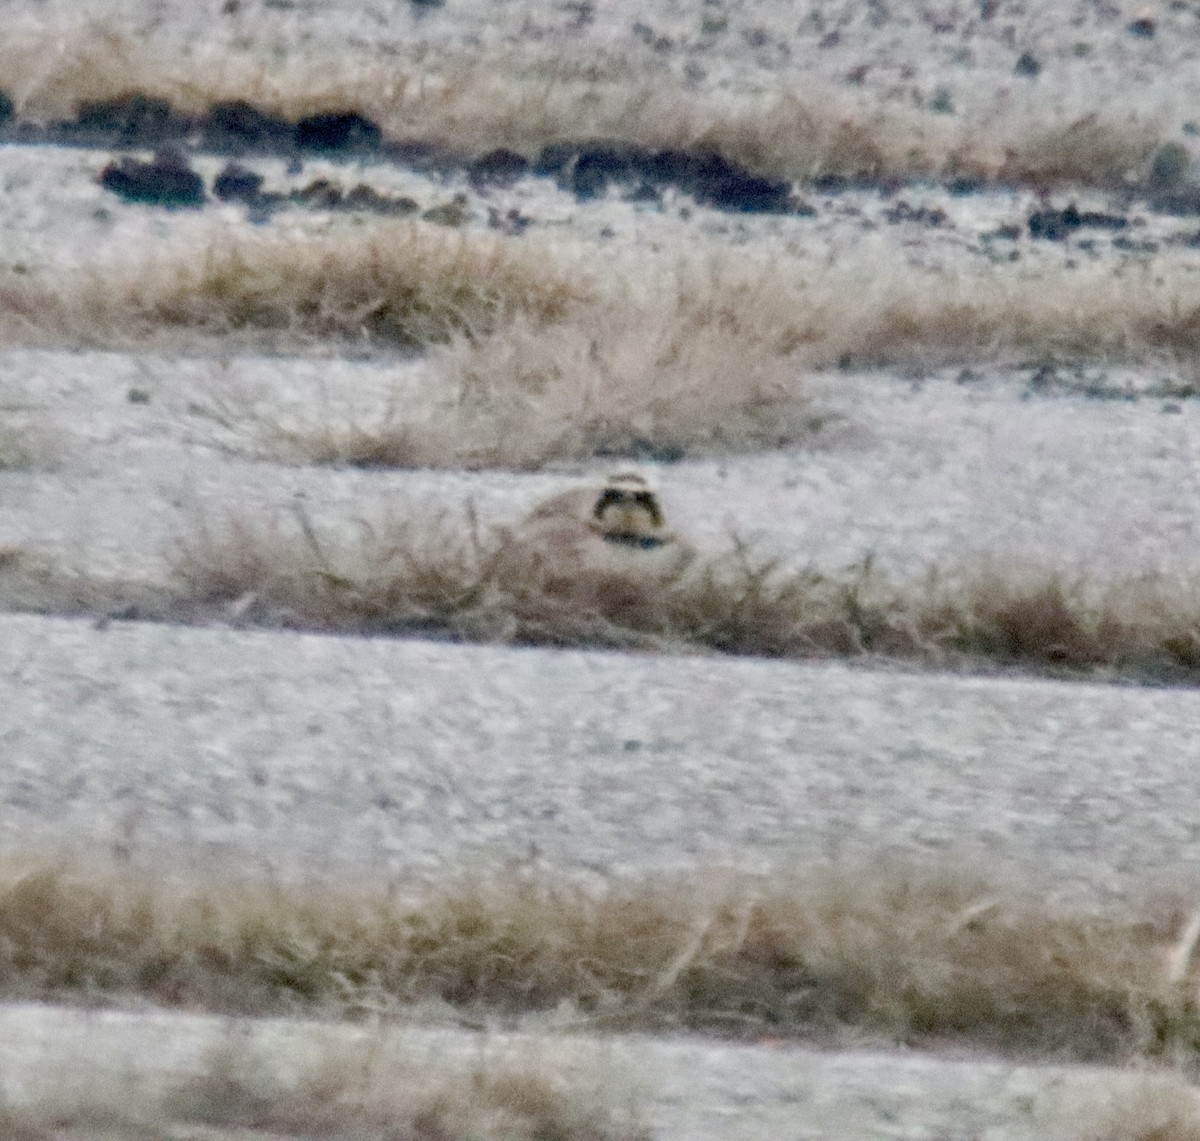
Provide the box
[514,471,695,581]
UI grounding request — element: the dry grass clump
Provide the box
[924,567,1200,674]
[802,269,1200,372]
[0,1032,642,1140]
[157,511,1200,682]
[0,858,1197,1061]
[162,1042,643,1141]
[6,512,1200,682]
[0,221,589,352]
[191,260,1200,474]
[0,29,1172,190]
[1066,1074,1200,1141]
[8,228,1200,392]
[990,115,1162,190]
[229,279,822,470]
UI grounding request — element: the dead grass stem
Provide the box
[0,857,1194,1062]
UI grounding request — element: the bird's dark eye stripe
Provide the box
[633,492,663,524]
[593,486,664,526]
[593,489,623,516]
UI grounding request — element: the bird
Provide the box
[503,471,696,587]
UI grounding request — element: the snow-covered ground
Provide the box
[4,0,1200,1135]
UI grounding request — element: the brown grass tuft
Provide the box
[1066,1074,1200,1141]
[803,269,1200,372]
[0,1026,643,1140]
[177,258,1200,472]
[162,511,1200,682]
[0,221,589,353]
[7,513,1200,683]
[7,230,1200,402]
[0,857,1195,1062]
[162,1039,643,1141]
[221,272,824,470]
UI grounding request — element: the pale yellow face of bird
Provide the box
[590,474,669,547]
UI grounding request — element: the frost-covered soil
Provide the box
[0,1001,1177,1141]
[5,0,1200,1137]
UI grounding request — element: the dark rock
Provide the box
[1127,15,1156,37]
[532,141,580,176]
[294,111,381,154]
[984,224,1022,241]
[948,177,984,195]
[1027,364,1058,393]
[468,148,529,189]
[1073,208,1129,229]
[72,93,188,147]
[1028,203,1128,240]
[1146,142,1191,191]
[202,101,294,154]
[1111,235,1158,253]
[342,185,419,216]
[487,206,533,235]
[536,139,794,213]
[212,162,264,202]
[99,149,205,207]
[293,178,343,208]
[563,141,646,198]
[1014,51,1041,77]
[684,151,792,213]
[0,91,13,127]
[811,173,852,194]
[883,200,947,226]
[422,193,469,226]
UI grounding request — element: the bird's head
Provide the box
[590,472,669,548]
